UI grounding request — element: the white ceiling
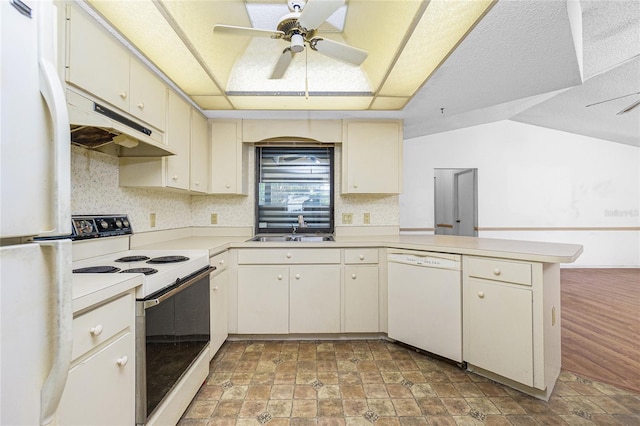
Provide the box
[86,0,640,147]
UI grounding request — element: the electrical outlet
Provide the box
[150,213,156,227]
[210,213,218,225]
[342,213,353,224]
[363,212,371,224]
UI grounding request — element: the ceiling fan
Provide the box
[586,91,640,115]
[213,0,368,79]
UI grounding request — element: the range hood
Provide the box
[67,90,176,157]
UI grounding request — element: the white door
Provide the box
[1,241,73,425]
[454,169,477,237]
[1,0,70,239]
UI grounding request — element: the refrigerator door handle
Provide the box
[38,57,71,237]
[39,240,73,426]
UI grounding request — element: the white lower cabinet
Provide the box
[289,266,341,333]
[465,279,533,386]
[343,265,379,332]
[210,252,229,359]
[57,292,135,425]
[237,266,290,334]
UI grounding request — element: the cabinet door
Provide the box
[67,6,130,111]
[129,59,167,131]
[466,279,534,386]
[289,266,341,333]
[190,111,209,193]
[344,266,379,332]
[210,269,228,359]
[210,120,246,194]
[57,333,134,425]
[342,121,402,194]
[166,91,190,190]
[237,266,289,334]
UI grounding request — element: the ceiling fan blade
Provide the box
[310,38,368,65]
[213,24,284,39]
[616,98,640,115]
[270,47,294,79]
[298,0,345,30]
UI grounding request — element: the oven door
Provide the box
[135,266,214,424]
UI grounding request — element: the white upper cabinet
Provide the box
[341,120,403,194]
[210,119,248,195]
[66,5,166,131]
[190,111,209,193]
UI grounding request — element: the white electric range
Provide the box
[69,215,213,425]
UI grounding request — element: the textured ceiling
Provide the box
[83,0,639,146]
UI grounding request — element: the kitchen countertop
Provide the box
[134,233,583,264]
[72,273,142,314]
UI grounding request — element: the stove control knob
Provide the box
[78,220,93,234]
[122,219,130,228]
[99,220,108,229]
[115,219,123,228]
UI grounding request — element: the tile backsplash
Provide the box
[71,145,399,233]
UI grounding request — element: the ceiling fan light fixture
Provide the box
[291,33,305,53]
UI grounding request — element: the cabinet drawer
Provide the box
[237,249,341,264]
[72,293,134,360]
[344,248,379,264]
[466,257,532,286]
[210,251,229,272]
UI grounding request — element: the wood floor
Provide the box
[561,268,640,393]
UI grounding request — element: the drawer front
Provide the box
[237,249,341,264]
[72,293,134,360]
[210,251,229,271]
[344,248,379,264]
[466,257,532,286]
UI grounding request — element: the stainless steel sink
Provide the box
[248,234,335,242]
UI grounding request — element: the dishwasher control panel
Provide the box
[388,253,460,270]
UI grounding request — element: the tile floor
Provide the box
[178,340,640,425]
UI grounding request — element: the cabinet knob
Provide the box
[89,324,103,336]
[212,286,219,291]
[353,184,358,189]
[172,175,178,181]
[286,253,292,259]
[219,259,225,265]
[119,91,128,99]
[116,356,128,367]
[351,274,357,279]
[137,102,144,109]
[295,274,301,280]
[277,274,283,280]
[225,184,231,189]
[493,268,501,276]
[359,254,365,260]
[478,291,485,299]
[194,181,200,186]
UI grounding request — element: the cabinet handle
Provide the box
[212,286,219,291]
[286,253,292,259]
[116,356,128,367]
[351,274,357,279]
[137,102,144,109]
[359,254,365,260]
[493,268,501,276]
[89,324,103,336]
[478,291,485,299]
[119,91,127,99]
[295,274,301,280]
[277,274,283,280]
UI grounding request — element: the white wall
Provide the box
[402,120,640,267]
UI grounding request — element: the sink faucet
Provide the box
[298,215,305,227]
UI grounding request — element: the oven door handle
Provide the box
[141,266,215,309]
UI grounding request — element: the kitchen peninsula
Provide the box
[130,229,582,401]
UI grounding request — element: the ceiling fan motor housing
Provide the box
[277,12,317,41]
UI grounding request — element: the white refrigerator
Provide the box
[1,0,73,424]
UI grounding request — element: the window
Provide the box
[255,146,334,234]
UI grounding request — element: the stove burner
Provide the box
[73,266,121,274]
[115,255,151,262]
[120,267,158,275]
[146,256,190,264]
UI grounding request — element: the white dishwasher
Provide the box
[387,250,462,363]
